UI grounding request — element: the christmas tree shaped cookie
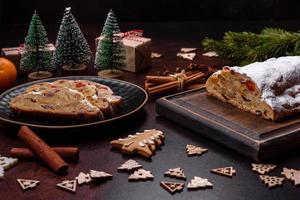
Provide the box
[186,144,208,156]
[0,155,17,180]
[180,48,197,53]
[160,181,184,194]
[176,52,196,60]
[17,179,40,191]
[110,129,164,158]
[251,163,276,174]
[75,172,92,185]
[0,155,18,170]
[282,168,295,180]
[187,176,213,190]
[164,167,186,180]
[118,159,143,171]
[90,170,113,180]
[281,168,300,186]
[259,175,284,188]
[128,169,154,181]
[211,166,236,177]
[57,180,77,193]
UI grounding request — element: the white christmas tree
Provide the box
[54,7,92,68]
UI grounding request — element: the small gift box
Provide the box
[1,43,56,75]
[95,30,151,73]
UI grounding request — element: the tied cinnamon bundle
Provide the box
[145,71,206,96]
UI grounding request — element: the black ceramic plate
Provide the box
[0,76,148,129]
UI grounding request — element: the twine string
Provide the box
[169,70,187,91]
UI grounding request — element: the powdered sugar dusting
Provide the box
[230,56,300,111]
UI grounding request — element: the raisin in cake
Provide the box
[10,80,122,121]
[205,56,300,121]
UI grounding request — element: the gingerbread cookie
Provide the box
[164,167,186,180]
[17,179,39,191]
[187,176,213,190]
[110,129,164,158]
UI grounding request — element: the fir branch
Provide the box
[202,27,300,65]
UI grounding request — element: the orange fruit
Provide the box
[0,57,17,91]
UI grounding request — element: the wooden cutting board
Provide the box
[156,88,300,161]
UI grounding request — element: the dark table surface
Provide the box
[1,21,300,200]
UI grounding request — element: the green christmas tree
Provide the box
[54,7,92,68]
[20,11,54,73]
[94,9,125,72]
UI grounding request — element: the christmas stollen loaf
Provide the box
[10,80,122,121]
[205,56,300,121]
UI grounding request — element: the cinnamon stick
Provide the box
[146,82,157,87]
[148,72,205,95]
[17,126,69,174]
[149,72,202,92]
[10,147,79,163]
[146,75,176,84]
[144,81,157,91]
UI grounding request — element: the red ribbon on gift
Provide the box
[121,30,145,42]
[122,30,144,38]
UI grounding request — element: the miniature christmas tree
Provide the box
[20,11,54,79]
[54,7,92,70]
[95,9,125,78]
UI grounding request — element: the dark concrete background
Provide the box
[1,0,300,25]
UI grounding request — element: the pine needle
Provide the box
[202,27,300,65]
